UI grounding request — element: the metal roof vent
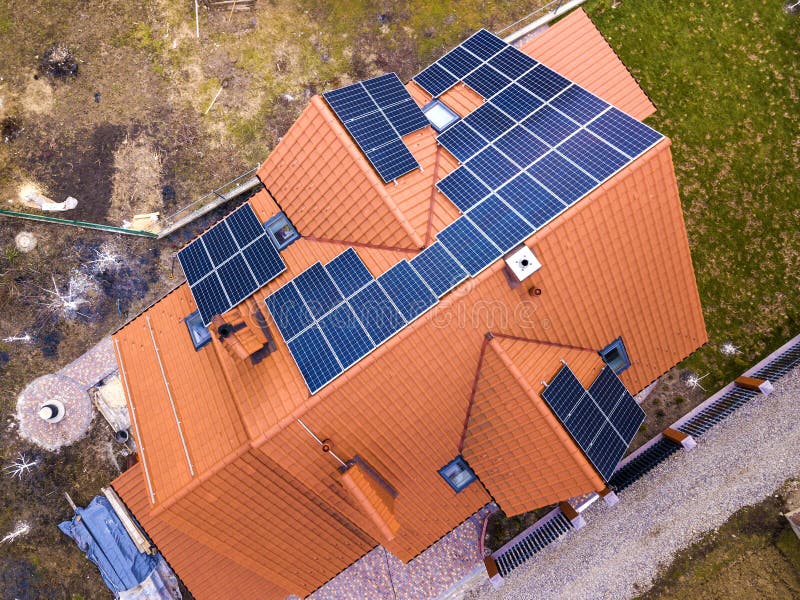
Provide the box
[505,246,541,282]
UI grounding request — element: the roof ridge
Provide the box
[490,332,598,354]
[312,96,425,249]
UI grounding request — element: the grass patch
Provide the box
[588,0,799,391]
[638,492,800,599]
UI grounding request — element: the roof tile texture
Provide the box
[113,463,289,600]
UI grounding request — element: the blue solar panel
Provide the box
[588,425,628,480]
[179,204,287,324]
[377,260,437,322]
[463,64,510,98]
[522,105,580,146]
[462,29,506,61]
[323,82,374,122]
[542,364,645,481]
[414,63,459,97]
[496,173,566,228]
[528,151,598,204]
[565,395,605,447]
[589,366,645,442]
[557,130,629,181]
[179,240,212,285]
[550,85,609,125]
[463,104,515,141]
[495,126,549,169]
[325,248,373,298]
[293,262,344,319]
[409,242,468,298]
[467,194,533,252]
[216,254,257,303]
[541,364,586,417]
[324,74,422,182]
[586,107,663,158]
[610,397,646,442]
[437,122,488,162]
[492,84,543,121]
[347,111,395,152]
[384,98,429,136]
[437,166,490,212]
[287,325,342,394]
[488,46,537,79]
[241,236,285,284]
[226,204,265,247]
[362,73,409,107]
[265,282,314,341]
[519,66,571,101]
[348,282,406,345]
[466,146,519,190]
[190,273,230,326]
[437,216,501,276]
[365,139,418,183]
[588,366,630,415]
[319,304,375,369]
[203,222,238,266]
[438,45,483,78]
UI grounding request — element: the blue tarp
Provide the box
[58,496,158,594]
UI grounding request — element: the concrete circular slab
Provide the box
[16,374,93,451]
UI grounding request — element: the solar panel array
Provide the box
[414,30,662,273]
[266,248,441,393]
[542,364,645,480]
[268,30,665,395]
[323,73,429,183]
[178,204,286,326]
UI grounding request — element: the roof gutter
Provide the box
[501,0,589,44]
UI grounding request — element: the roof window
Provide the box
[600,337,631,374]
[184,310,212,350]
[265,212,299,250]
[422,99,459,133]
[438,456,476,493]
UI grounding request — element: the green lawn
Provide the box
[587,0,799,390]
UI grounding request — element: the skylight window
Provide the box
[184,310,212,350]
[438,456,476,492]
[422,99,460,133]
[600,337,631,374]
[265,212,299,250]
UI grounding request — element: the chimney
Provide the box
[211,298,276,364]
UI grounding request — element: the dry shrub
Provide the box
[108,135,163,224]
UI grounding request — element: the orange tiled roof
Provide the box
[113,463,289,600]
[111,14,706,599]
[461,335,605,516]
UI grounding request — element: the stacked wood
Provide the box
[201,0,257,11]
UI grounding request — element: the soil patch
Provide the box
[16,123,126,222]
[629,367,708,452]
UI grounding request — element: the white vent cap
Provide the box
[505,246,541,282]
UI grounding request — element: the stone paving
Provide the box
[301,504,495,600]
[16,336,117,451]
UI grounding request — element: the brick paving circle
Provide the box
[16,374,93,451]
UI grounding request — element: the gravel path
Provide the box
[469,365,800,600]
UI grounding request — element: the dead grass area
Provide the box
[638,479,800,600]
[108,134,164,224]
